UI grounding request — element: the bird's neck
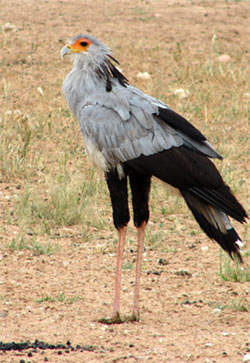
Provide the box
[62,67,100,117]
[62,55,129,118]
[74,54,128,91]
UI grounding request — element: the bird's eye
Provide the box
[80,41,89,47]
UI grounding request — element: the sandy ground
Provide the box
[0,0,249,362]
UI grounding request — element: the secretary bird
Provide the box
[60,34,248,323]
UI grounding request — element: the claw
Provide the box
[125,311,140,322]
[98,311,123,324]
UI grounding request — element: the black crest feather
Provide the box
[96,56,129,92]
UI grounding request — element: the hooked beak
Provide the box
[60,45,72,59]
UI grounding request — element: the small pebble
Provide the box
[212,308,222,315]
[201,246,208,252]
[37,87,44,95]
[0,310,8,317]
[174,88,190,99]
[218,54,231,63]
[2,22,18,32]
[244,354,250,362]
[158,258,168,265]
[137,72,151,80]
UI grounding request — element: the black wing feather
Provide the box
[157,107,207,142]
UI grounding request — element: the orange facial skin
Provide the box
[67,38,92,53]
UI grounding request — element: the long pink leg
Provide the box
[131,221,147,321]
[112,225,127,318]
[99,222,146,324]
[99,225,127,324]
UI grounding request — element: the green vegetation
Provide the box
[14,171,106,235]
[228,298,250,312]
[219,254,250,283]
[37,291,80,304]
[122,261,134,270]
[217,298,250,313]
[6,236,59,256]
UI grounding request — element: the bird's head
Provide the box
[60,34,111,68]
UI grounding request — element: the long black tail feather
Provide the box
[181,190,243,262]
[189,185,247,223]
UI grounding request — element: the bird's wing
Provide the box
[129,86,222,158]
[78,84,221,170]
[80,103,178,168]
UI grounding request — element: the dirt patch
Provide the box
[0,0,249,362]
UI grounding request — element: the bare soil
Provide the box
[0,0,249,362]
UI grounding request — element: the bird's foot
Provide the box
[124,311,140,322]
[98,312,123,324]
[97,311,140,324]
